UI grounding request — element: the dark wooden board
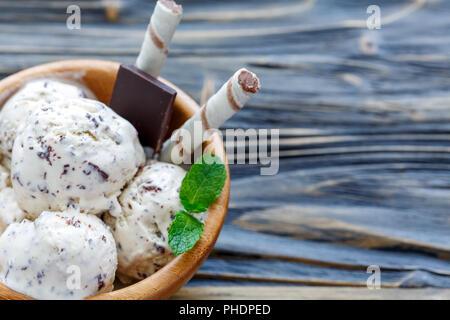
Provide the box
[0,0,449,299]
[172,286,450,300]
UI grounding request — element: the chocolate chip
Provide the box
[86,162,109,181]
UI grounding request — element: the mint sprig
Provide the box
[180,154,227,213]
[168,154,226,256]
[168,211,204,256]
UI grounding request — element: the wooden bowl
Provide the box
[0,60,230,300]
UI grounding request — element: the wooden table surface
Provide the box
[0,0,449,299]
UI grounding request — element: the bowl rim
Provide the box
[0,59,230,300]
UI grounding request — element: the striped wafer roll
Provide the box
[136,0,183,78]
[160,68,260,163]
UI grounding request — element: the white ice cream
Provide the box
[0,161,9,189]
[0,79,95,165]
[0,188,25,235]
[11,98,145,219]
[0,210,117,300]
[105,161,206,283]
[0,162,25,235]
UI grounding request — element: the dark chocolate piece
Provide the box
[109,64,177,153]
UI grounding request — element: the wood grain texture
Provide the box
[172,286,450,300]
[0,0,449,299]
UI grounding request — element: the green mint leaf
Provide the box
[180,154,227,213]
[168,210,204,256]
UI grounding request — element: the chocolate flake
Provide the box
[96,274,105,291]
[37,185,49,194]
[66,217,81,228]
[37,145,54,166]
[142,185,162,193]
[86,162,109,181]
[13,173,23,186]
[60,164,70,178]
[154,244,165,254]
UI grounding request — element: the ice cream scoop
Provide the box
[11,97,145,218]
[104,161,206,283]
[0,210,117,299]
[0,78,95,166]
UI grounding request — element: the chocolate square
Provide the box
[109,64,177,153]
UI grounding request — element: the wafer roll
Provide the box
[136,0,182,77]
[160,68,260,163]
